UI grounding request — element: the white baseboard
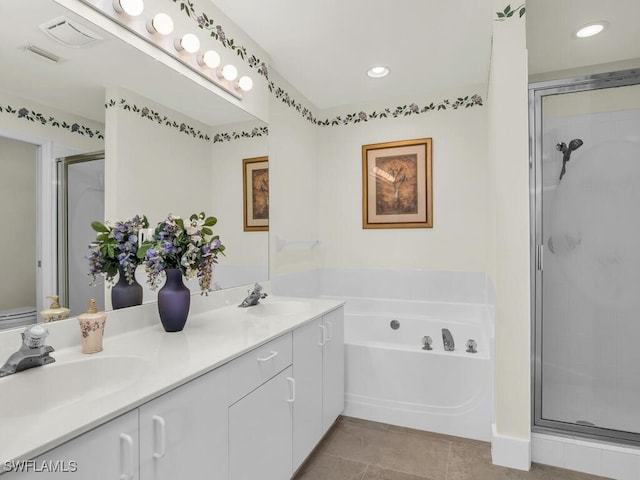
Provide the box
[491,423,531,471]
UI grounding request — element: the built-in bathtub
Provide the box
[342,297,494,441]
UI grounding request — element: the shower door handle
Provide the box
[536,244,544,271]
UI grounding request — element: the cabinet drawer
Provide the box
[227,332,292,403]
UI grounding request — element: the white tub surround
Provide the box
[492,424,531,471]
[343,298,493,442]
[0,286,343,471]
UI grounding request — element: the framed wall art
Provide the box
[362,138,432,229]
[242,156,269,231]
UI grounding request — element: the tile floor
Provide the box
[293,416,610,480]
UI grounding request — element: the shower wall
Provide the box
[541,103,640,435]
[67,159,105,315]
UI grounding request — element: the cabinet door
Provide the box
[322,307,345,433]
[3,410,139,480]
[139,368,228,480]
[292,318,324,471]
[229,366,293,480]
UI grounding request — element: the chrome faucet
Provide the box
[0,324,55,378]
[238,283,268,307]
[442,328,455,352]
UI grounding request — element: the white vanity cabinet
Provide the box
[2,303,345,480]
[229,366,294,480]
[139,368,228,480]
[227,332,294,480]
[292,306,345,471]
[2,410,139,479]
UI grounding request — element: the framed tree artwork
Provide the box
[362,138,433,229]
[242,156,269,231]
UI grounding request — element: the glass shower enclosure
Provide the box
[530,69,640,443]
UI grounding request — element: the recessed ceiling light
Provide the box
[367,66,389,78]
[575,21,608,38]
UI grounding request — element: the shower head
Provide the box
[558,138,584,181]
[568,139,583,152]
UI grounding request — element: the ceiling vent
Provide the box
[39,17,103,48]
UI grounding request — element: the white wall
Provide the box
[316,90,489,273]
[104,87,213,223]
[211,121,269,288]
[0,137,36,311]
[268,72,321,293]
[488,5,531,470]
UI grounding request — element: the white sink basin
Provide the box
[246,300,312,317]
[0,355,150,418]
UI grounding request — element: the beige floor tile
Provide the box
[293,453,368,480]
[446,442,611,480]
[317,418,450,479]
[363,465,435,480]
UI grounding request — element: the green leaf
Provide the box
[91,221,109,233]
[519,7,526,17]
[201,227,213,236]
[204,216,217,226]
[506,10,514,17]
[496,11,505,18]
[504,4,511,14]
[137,244,150,259]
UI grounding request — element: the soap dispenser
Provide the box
[77,299,107,354]
[40,295,71,323]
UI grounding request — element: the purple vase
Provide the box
[111,266,143,310]
[157,268,191,332]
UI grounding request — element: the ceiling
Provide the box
[0,0,254,126]
[526,0,640,76]
[1,1,639,126]
[210,0,494,109]
[211,0,640,109]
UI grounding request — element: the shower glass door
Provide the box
[531,70,640,442]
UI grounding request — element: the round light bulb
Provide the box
[175,33,200,53]
[147,13,174,35]
[113,0,144,16]
[367,66,390,78]
[575,22,607,38]
[236,76,253,92]
[198,50,221,68]
[221,64,238,81]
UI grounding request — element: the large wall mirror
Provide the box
[0,0,268,328]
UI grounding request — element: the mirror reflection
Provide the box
[0,0,268,329]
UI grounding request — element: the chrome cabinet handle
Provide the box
[152,415,166,459]
[120,433,134,480]
[257,350,278,362]
[319,324,326,346]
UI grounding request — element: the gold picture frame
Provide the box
[242,156,269,231]
[362,138,433,229]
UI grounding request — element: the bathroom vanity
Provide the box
[0,296,344,479]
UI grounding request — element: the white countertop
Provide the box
[0,295,343,468]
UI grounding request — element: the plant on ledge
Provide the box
[138,212,225,293]
[88,215,149,285]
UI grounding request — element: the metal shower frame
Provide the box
[529,67,640,444]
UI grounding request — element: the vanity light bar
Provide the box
[82,0,252,99]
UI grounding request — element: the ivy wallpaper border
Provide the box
[495,3,525,21]
[0,104,104,139]
[171,0,485,128]
[106,98,211,141]
[105,98,269,144]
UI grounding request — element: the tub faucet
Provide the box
[238,283,268,307]
[0,324,55,378]
[442,328,455,352]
